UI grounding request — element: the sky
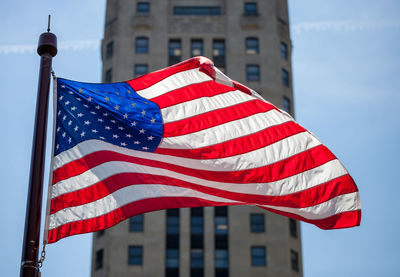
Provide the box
[1,1,399,276]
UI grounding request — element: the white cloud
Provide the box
[291,19,400,34]
[0,39,100,55]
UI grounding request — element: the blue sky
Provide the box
[1,1,399,276]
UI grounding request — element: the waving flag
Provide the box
[46,57,361,243]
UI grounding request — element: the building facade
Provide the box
[92,0,302,276]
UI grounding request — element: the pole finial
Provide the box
[47,15,51,32]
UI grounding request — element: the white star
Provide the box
[62,132,66,138]
[150,118,156,123]
[92,129,98,133]
[83,104,89,108]
[95,105,101,110]
[141,110,146,116]
[118,126,124,130]
[68,120,72,126]
[77,113,84,117]
[88,97,92,102]
[127,89,131,94]
[131,121,137,127]
[62,115,67,121]
[57,127,61,133]
[71,106,77,111]
[147,136,154,140]
[121,142,127,146]
[105,96,109,102]
[80,131,86,137]
[123,113,128,119]
[79,88,83,93]
[99,136,106,140]
[134,141,140,144]
[112,134,119,139]
[142,146,149,150]
[114,105,119,110]
[61,85,65,88]
[110,120,116,124]
[68,137,72,144]
[90,111,97,115]
[131,102,136,108]
[84,120,91,125]
[105,126,111,130]
[69,91,73,95]
[98,118,104,122]
[103,112,109,117]
[65,101,70,105]
[59,95,64,101]
[76,97,82,101]
[56,144,59,150]
[74,126,79,132]
[139,129,146,134]
[126,134,132,138]
[57,110,61,116]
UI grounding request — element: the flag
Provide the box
[46,56,361,243]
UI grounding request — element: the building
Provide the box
[92,0,302,276]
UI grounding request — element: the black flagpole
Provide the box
[20,16,57,277]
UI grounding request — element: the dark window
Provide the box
[215,216,228,235]
[129,214,144,232]
[245,37,259,54]
[246,65,260,82]
[167,209,180,235]
[137,2,150,13]
[282,68,289,87]
[191,216,204,235]
[251,246,266,266]
[134,64,148,78]
[215,249,228,268]
[191,39,203,56]
[250,214,265,233]
[191,249,204,268]
[106,41,113,59]
[95,249,103,270]
[136,37,149,54]
[128,246,143,265]
[244,2,258,16]
[213,39,226,69]
[173,6,221,16]
[105,69,112,83]
[169,39,182,65]
[166,249,179,268]
[291,250,299,272]
[215,206,227,216]
[280,42,288,59]
[283,96,291,114]
[289,218,297,238]
[97,230,105,237]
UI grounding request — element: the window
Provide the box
[106,41,113,59]
[191,215,204,235]
[129,214,144,232]
[97,230,105,237]
[244,2,258,16]
[191,39,203,56]
[136,37,149,54]
[191,249,204,268]
[137,2,150,13]
[282,68,289,87]
[213,39,226,70]
[246,65,260,82]
[245,37,259,54]
[289,218,297,238]
[215,216,228,235]
[95,249,103,270]
[166,249,179,268]
[169,39,182,65]
[134,64,148,78]
[250,214,265,233]
[105,69,112,83]
[251,246,266,266]
[215,249,228,268]
[280,41,288,59]
[291,250,299,272]
[128,246,143,265]
[283,96,291,114]
[173,6,221,16]
[167,209,179,235]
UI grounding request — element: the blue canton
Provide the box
[54,78,163,155]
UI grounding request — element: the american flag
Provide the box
[46,57,361,243]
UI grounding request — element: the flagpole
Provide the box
[20,19,57,277]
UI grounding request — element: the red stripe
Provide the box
[163,99,277,137]
[47,196,236,243]
[127,57,204,92]
[53,144,335,186]
[158,122,306,159]
[50,170,357,215]
[261,207,361,230]
[151,80,236,109]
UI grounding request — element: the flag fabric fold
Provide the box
[46,56,361,243]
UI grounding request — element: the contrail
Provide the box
[291,19,400,34]
[0,39,100,55]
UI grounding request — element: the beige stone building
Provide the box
[92,0,302,276]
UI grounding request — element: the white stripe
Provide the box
[160,109,293,149]
[49,184,239,229]
[54,131,320,177]
[52,156,345,200]
[136,68,213,99]
[161,90,254,123]
[260,192,361,220]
